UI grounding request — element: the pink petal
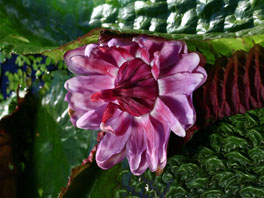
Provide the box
[65,92,105,112]
[109,37,157,65]
[157,41,185,69]
[100,107,132,136]
[76,104,107,130]
[126,118,147,172]
[139,114,171,172]
[96,131,131,169]
[91,46,131,67]
[194,65,208,85]
[133,37,186,67]
[139,114,158,172]
[97,149,126,170]
[64,45,119,77]
[135,47,150,64]
[68,108,86,127]
[72,55,118,77]
[133,36,164,53]
[130,151,149,175]
[64,46,91,75]
[158,72,205,96]
[151,98,186,137]
[151,52,160,80]
[161,52,201,77]
[133,36,163,64]
[108,38,142,61]
[107,38,134,47]
[64,75,115,93]
[160,95,195,129]
[150,116,170,170]
[84,43,99,56]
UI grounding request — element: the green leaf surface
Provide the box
[21,71,98,197]
[0,94,15,119]
[0,5,57,55]
[44,27,264,64]
[1,0,264,58]
[114,108,264,198]
[61,107,264,197]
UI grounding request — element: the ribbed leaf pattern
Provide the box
[187,45,264,141]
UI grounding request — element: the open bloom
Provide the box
[64,36,207,175]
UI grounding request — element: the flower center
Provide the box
[91,58,158,116]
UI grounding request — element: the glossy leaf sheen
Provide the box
[2,0,264,42]
[1,0,264,59]
[23,72,98,197]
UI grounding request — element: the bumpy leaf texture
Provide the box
[1,0,264,57]
[115,108,264,198]
[187,44,264,141]
[2,0,264,44]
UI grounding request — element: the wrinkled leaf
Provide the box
[115,108,264,198]
[1,0,264,59]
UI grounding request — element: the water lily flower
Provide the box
[64,35,207,175]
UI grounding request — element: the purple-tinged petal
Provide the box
[133,37,186,67]
[68,108,86,127]
[107,38,134,47]
[133,36,164,52]
[96,131,131,169]
[108,38,141,61]
[65,92,105,112]
[100,107,132,136]
[193,66,208,85]
[151,52,160,80]
[64,45,119,77]
[64,75,115,93]
[97,149,126,170]
[158,72,205,96]
[130,151,149,175]
[134,47,150,64]
[76,104,107,130]
[126,118,147,173]
[157,41,185,70]
[160,95,195,129]
[64,46,91,75]
[133,36,163,64]
[151,98,186,137]
[84,43,99,56]
[139,114,171,172]
[149,116,170,170]
[160,52,201,77]
[91,46,132,67]
[73,55,119,77]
